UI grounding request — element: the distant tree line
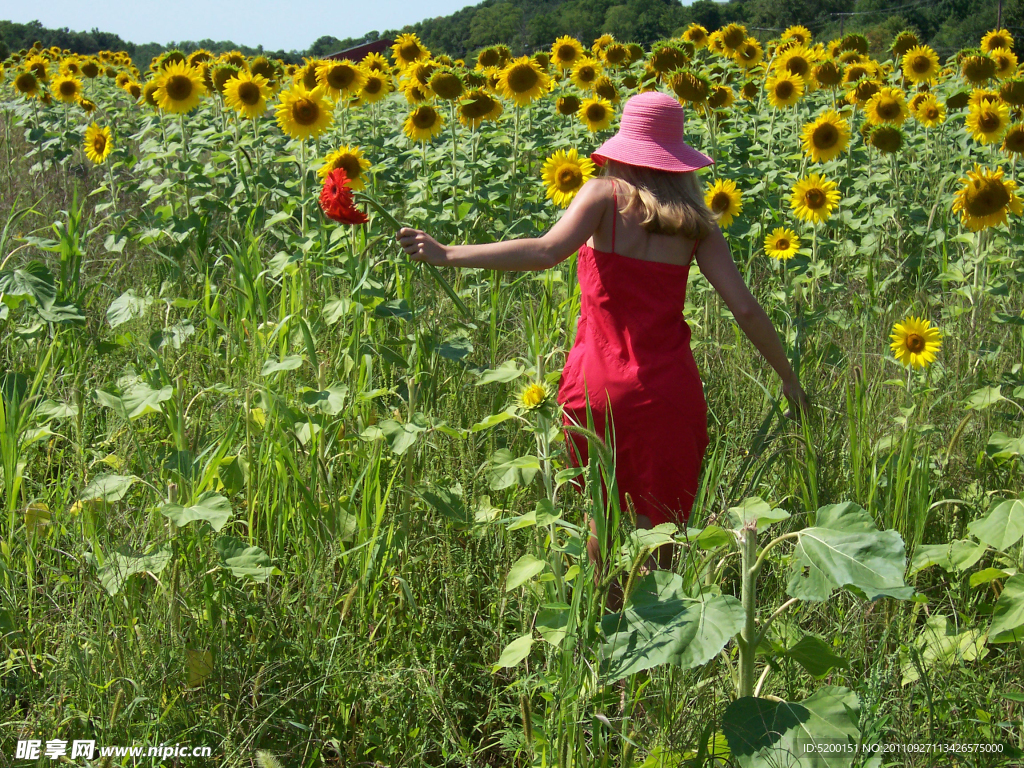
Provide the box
[3,0,1022,70]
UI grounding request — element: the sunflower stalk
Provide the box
[354,193,471,319]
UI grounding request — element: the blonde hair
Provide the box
[601,160,717,240]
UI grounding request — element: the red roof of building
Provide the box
[326,39,394,62]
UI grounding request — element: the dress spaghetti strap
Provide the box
[690,238,700,262]
[611,188,617,253]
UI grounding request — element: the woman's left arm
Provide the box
[396,179,609,271]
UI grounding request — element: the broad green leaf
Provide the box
[534,498,561,525]
[900,614,988,684]
[970,567,1014,588]
[79,473,137,503]
[786,502,912,602]
[300,384,348,415]
[968,499,1024,552]
[160,491,233,532]
[506,509,537,530]
[36,301,86,326]
[506,554,547,591]
[950,539,987,571]
[536,603,570,647]
[261,355,304,375]
[487,449,540,490]
[910,543,953,574]
[215,536,280,582]
[600,571,745,683]
[97,543,172,596]
[987,431,1024,461]
[33,399,78,421]
[779,635,849,678]
[723,686,860,768]
[217,454,248,495]
[990,573,1024,643]
[966,386,1005,410]
[107,290,153,328]
[470,409,514,432]
[379,415,428,455]
[416,483,471,528]
[682,525,732,550]
[121,383,174,420]
[727,497,791,532]
[492,633,534,672]
[323,296,351,324]
[476,359,524,385]
[0,261,56,309]
[435,337,473,361]
[186,648,214,687]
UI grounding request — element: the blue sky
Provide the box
[6,1,477,52]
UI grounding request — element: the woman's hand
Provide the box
[782,377,811,422]
[396,227,448,266]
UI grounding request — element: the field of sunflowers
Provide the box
[1,20,1023,767]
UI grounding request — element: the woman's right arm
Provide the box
[694,227,809,416]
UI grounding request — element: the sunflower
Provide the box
[548,35,584,72]
[211,64,240,94]
[625,43,645,64]
[77,96,97,113]
[812,60,843,89]
[404,104,444,142]
[720,23,748,53]
[952,164,1022,230]
[961,52,997,85]
[1001,123,1024,158]
[901,46,939,85]
[223,71,269,118]
[800,110,850,162]
[764,227,801,260]
[766,71,804,108]
[541,148,596,208]
[50,74,82,104]
[864,87,908,125]
[578,96,614,132]
[125,81,142,100]
[428,66,464,101]
[592,34,615,55]
[680,23,708,49]
[790,174,840,224]
[707,85,735,110]
[946,90,971,111]
[499,57,550,106]
[649,41,691,74]
[458,89,503,128]
[593,75,620,103]
[868,125,903,153]
[393,33,428,68]
[362,51,389,74]
[318,144,371,190]
[999,78,1024,106]
[570,57,602,90]
[275,85,333,140]
[777,45,815,82]
[602,43,628,67]
[295,58,320,90]
[889,317,941,369]
[359,72,391,104]
[665,68,709,105]
[517,381,551,411]
[142,80,160,109]
[83,123,112,164]
[556,94,581,117]
[188,49,214,67]
[403,60,436,88]
[317,59,365,99]
[14,71,41,98]
[981,29,1014,54]
[59,57,81,77]
[890,30,919,59]
[403,83,430,104]
[476,46,502,70]
[705,179,742,228]
[81,59,100,78]
[155,61,206,113]
[966,100,1010,144]
[740,80,760,100]
[734,38,764,69]
[989,47,1018,79]
[249,55,276,82]
[914,95,946,127]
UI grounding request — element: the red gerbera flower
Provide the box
[319,167,368,224]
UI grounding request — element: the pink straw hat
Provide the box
[591,91,714,173]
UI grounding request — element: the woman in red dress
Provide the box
[398,92,808,606]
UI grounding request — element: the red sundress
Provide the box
[557,190,709,528]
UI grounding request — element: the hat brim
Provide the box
[591,135,714,173]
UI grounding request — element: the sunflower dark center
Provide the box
[805,188,827,208]
[785,57,809,77]
[878,98,902,120]
[508,65,539,92]
[606,46,626,64]
[912,56,931,73]
[238,82,261,105]
[775,81,794,99]
[586,103,606,121]
[337,156,361,178]
[558,96,580,115]
[557,166,582,189]
[978,111,1000,132]
[925,106,939,119]
[776,237,790,250]
[327,66,355,90]
[711,192,731,213]
[813,123,839,148]
[400,43,420,61]
[557,45,577,62]
[412,107,437,129]
[905,334,925,353]
[1007,129,1024,150]
[166,74,194,101]
[723,27,745,48]
[292,98,319,125]
[302,69,319,89]
[577,66,595,83]
[596,82,615,99]
[92,135,107,154]
[59,80,77,96]
[432,74,462,99]
[966,179,1011,216]
[364,77,383,95]
[15,73,37,92]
